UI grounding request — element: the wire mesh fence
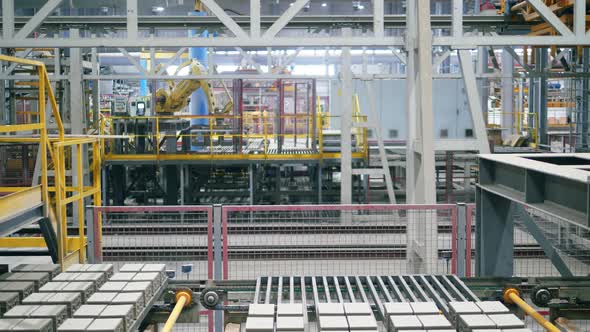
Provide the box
[221,204,457,280]
[94,206,213,280]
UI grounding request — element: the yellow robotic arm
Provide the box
[155,59,233,115]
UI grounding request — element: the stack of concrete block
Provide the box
[0,293,19,316]
[65,265,114,279]
[457,314,527,332]
[21,293,81,317]
[0,282,35,302]
[39,282,95,302]
[316,302,349,332]
[57,317,124,332]
[3,305,67,331]
[0,318,53,332]
[276,303,305,332]
[245,304,275,332]
[0,273,50,291]
[12,265,60,279]
[383,301,452,332]
[73,304,134,331]
[53,273,105,290]
[343,302,378,332]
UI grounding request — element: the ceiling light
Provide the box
[289,3,294,6]
[321,2,327,7]
[152,6,164,13]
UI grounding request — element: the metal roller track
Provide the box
[250,275,480,319]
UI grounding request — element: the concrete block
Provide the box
[140,264,166,283]
[388,315,422,331]
[344,302,373,316]
[448,301,482,316]
[383,302,413,316]
[409,302,439,315]
[100,304,134,329]
[458,314,496,331]
[45,293,82,316]
[318,315,349,330]
[316,303,344,316]
[73,305,106,318]
[11,265,60,279]
[344,302,372,316]
[0,318,23,331]
[0,282,35,301]
[487,314,525,329]
[122,281,152,301]
[22,293,53,305]
[39,282,68,293]
[277,303,304,317]
[52,274,78,283]
[12,318,52,332]
[0,292,19,315]
[108,273,135,282]
[416,315,452,329]
[86,293,117,305]
[276,316,305,331]
[57,318,94,331]
[86,318,124,332]
[98,282,127,293]
[61,282,95,302]
[247,304,275,317]
[119,264,144,273]
[72,272,106,288]
[30,305,68,332]
[347,315,377,330]
[65,264,89,273]
[245,316,274,332]
[501,329,533,332]
[130,273,160,293]
[1,273,49,291]
[111,293,144,317]
[475,302,509,315]
[3,305,39,318]
[85,265,114,277]
[471,330,501,332]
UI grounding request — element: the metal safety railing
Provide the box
[99,113,368,161]
[0,54,102,269]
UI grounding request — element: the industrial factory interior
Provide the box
[1,0,590,331]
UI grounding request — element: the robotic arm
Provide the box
[154,59,233,115]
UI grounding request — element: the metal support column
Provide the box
[212,204,223,332]
[456,203,467,277]
[582,48,589,148]
[405,0,437,274]
[502,50,515,140]
[340,28,353,205]
[535,48,549,146]
[70,28,84,230]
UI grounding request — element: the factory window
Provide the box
[465,129,474,137]
[367,129,373,138]
[389,129,398,138]
[440,129,448,138]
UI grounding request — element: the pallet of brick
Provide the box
[53,273,106,288]
[99,305,134,331]
[65,265,114,278]
[0,292,19,316]
[0,273,50,291]
[0,282,35,302]
[10,318,52,332]
[29,305,67,332]
[12,265,60,279]
[86,318,124,332]
[22,293,81,317]
[57,318,94,331]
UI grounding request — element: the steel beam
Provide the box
[201,0,248,39]
[458,50,491,154]
[503,46,532,72]
[452,0,463,37]
[14,0,63,39]
[118,47,150,76]
[263,0,308,38]
[501,50,514,140]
